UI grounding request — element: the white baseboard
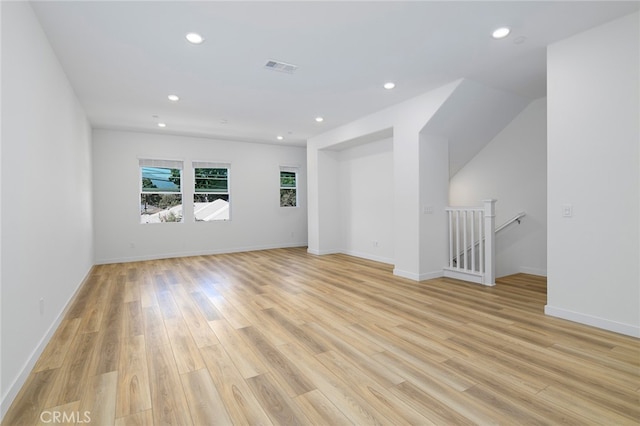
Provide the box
[306,249,440,282]
[544,305,640,338]
[340,249,394,266]
[306,248,340,256]
[1,266,94,420]
[443,268,484,284]
[95,242,308,265]
[307,248,394,266]
[519,266,547,277]
[393,268,443,282]
[393,268,419,280]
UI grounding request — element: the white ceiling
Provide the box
[30,1,639,146]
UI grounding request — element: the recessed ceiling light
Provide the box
[384,82,396,90]
[157,123,167,128]
[492,27,511,39]
[185,32,204,44]
[167,94,180,102]
[277,135,284,140]
[315,116,324,123]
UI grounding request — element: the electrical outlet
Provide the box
[39,298,45,316]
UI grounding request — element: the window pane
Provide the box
[141,167,181,192]
[280,189,297,207]
[195,168,228,193]
[280,171,296,188]
[194,178,228,192]
[140,194,183,223]
[194,194,229,221]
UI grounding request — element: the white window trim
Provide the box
[279,165,299,208]
[193,161,231,222]
[139,158,184,224]
[139,158,184,169]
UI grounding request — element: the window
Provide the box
[280,167,298,207]
[193,162,230,221]
[140,159,183,223]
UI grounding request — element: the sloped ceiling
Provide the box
[423,80,531,176]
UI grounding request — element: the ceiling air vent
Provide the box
[264,60,298,74]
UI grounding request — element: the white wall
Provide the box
[419,133,450,277]
[547,12,639,337]
[308,80,461,279]
[1,2,94,415]
[308,79,533,280]
[310,149,341,254]
[0,0,4,414]
[450,98,547,277]
[93,129,307,263]
[337,138,394,264]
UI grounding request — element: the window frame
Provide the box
[193,162,231,222]
[139,159,184,224]
[279,166,299,208]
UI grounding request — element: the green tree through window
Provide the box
[280,170,297,207]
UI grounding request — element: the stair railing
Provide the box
[495,211,526,234]
[452,210,526,266]
[444,200,499,286]
[444,201,526,286]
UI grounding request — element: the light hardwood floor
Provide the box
[3,248,639,425]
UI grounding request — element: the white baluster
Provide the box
[483,199,497,286]
[455,210,460,270]
[471,210,476,272]
[478,212,484,274]
[448,210,453,268]
[463,210,468,271]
